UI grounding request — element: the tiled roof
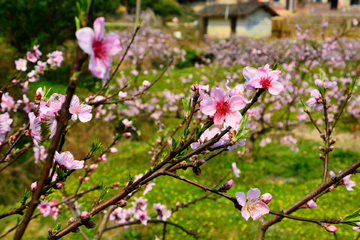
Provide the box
[197,2,279,17]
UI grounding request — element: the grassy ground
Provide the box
[1,64,360,240]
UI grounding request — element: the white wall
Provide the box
[207,18,232,38]
[236,9,272,38]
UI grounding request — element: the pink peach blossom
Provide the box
[244,64,284,95]
[306,89,323,110]
[54,151,84,170]
[232,162,240,178]
[15,59,27,71]
[69,95,93,123]
[76,17,121,79]
[236,188,270,221]
[200,87,246,128]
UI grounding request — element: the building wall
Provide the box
[207,18,232,38]
[236,9,272,37]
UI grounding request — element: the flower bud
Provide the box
[84,220,96,229]
[81,211,90,220]
[9,135,16,144]
[84,165,88,169]
[56,183,63,189]
[189,155,198,162]
[329,185,335,191]
[109,147,118,153]
[328,146,335,151]
[320,133,325,140]
[260,193,273,204]
[148,151,153,154]
[220,179,234,191]
[30,181,37,192]
[68,217,75,225]
[118,91,127,99]
[318,146,325,152]
[306,199,317,208]
[193,166,202,176]
[318,153,325,160]
[78,176,82,181]
[90,164,98,170]
[116,200,127,208]
[330,138,337,145]
[142,80,151,88]
[176,202,180,207]
[237,151,242,157]
[324,224,337,233]
[84,177,90,181]
[194,159,205,167]
[123,132,131,137]
[156,139,161,144]
[190,84,198,92]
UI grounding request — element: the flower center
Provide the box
[260,77,272,91]
[92,39,111,67]
[216,101,229,116]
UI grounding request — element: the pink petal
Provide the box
[190,142,200,149]
[225,111,242,129]
[78,112,92,123]
[247,188,261,200]
[268,70,281,81]
[329,171,335,178]
[210,87,226,103]
[345,180,356,191]
[243,66,258,81]
[75,28,95,56]
[241,207,250,221]
[200,98,216,116]
[236,192,246,206]
[213,112,225,126]
[89,55,107,79]
[249,78,262,89]
[54,151,65,166]
[268,81,284,95]
[311,89,321,99]
[103,33,122,55]
[227,95,247,111]
[306,98,316,106]
[93,17,105,41]
[251,201,270,220]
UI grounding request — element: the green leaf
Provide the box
[75,16,80,30]
[345,208,360,219]
[138,18,143,25]
[56,168,67,179]
[183,128,190,137]
[46,188,55,195]
[172,138,177,150]
[98,182,108,201]
[272,63,278,70]
[299,99,307,108]
[182,99,190,113]
[89,139,102,157]
[22,189,30,203]
[54,222,62,231]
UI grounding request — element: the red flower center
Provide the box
[216,101,229,116]
[260,77,271,91]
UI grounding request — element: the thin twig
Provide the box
[105,219,197,237]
